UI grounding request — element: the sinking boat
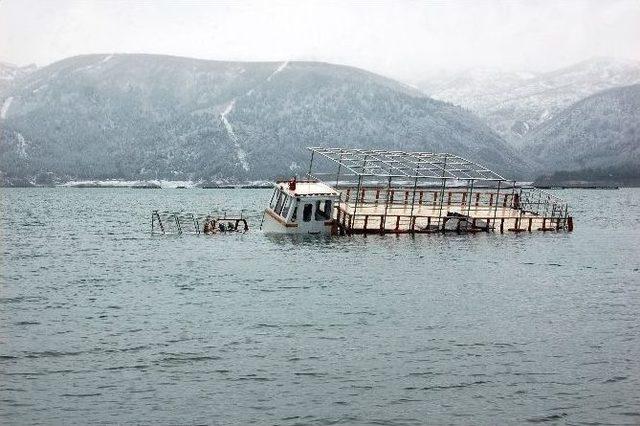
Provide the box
[261,179,339,235]
[261,147,573,235]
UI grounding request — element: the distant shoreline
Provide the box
[0,179,274,189]
[0,183,274,189]
[2,182,639,189]
[2,176,639,189]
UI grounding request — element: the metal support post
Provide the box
[382,175,393,232]
[353,174,363,227]
[466,179,475,231]
[437,155,448,231]
[307,150,315,178]
[408,175,419,234]
[492,180,501,231]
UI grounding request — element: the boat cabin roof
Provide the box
[275,180,339,198]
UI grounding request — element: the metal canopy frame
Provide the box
[308,147,506,182]
[300,146,571,234]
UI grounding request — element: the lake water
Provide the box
[1,188,639,425]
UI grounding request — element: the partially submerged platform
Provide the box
[335,188,569,234]
[306,147,572,235]
[151,210,249,235]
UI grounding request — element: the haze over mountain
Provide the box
[418,57,640,146]
[0,62,36,93]
[522,83,640,174]
[0,53,525,186]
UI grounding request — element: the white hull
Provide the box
[262,209,334,235]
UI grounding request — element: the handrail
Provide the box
[151,211,250,235]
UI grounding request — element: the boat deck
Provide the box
[335,188,569,234]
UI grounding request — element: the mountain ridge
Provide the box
[0,53,527,186]
[417,57,640,145]
[522,83,640,173]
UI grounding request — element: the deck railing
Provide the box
[335,207,568,234]
[332,185,571,234]
[151,210,249,235]
[336,186,520,210]
[519,187,569,220]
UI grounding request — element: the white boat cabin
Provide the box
[262,180,339,234]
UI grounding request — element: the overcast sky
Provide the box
[1,0,639,81]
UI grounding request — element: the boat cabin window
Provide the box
[281,196,292,218]
[315,199,332,221]
[273,190,284,213]
[303,203,313,222]
[269,188,280,209]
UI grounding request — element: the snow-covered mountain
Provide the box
[0,62,37,93]
[522,83,640,173]
[0,54,526,186]
[417,57,640,145]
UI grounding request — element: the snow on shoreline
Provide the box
[58,179,272,188]
[61,180,198,189]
